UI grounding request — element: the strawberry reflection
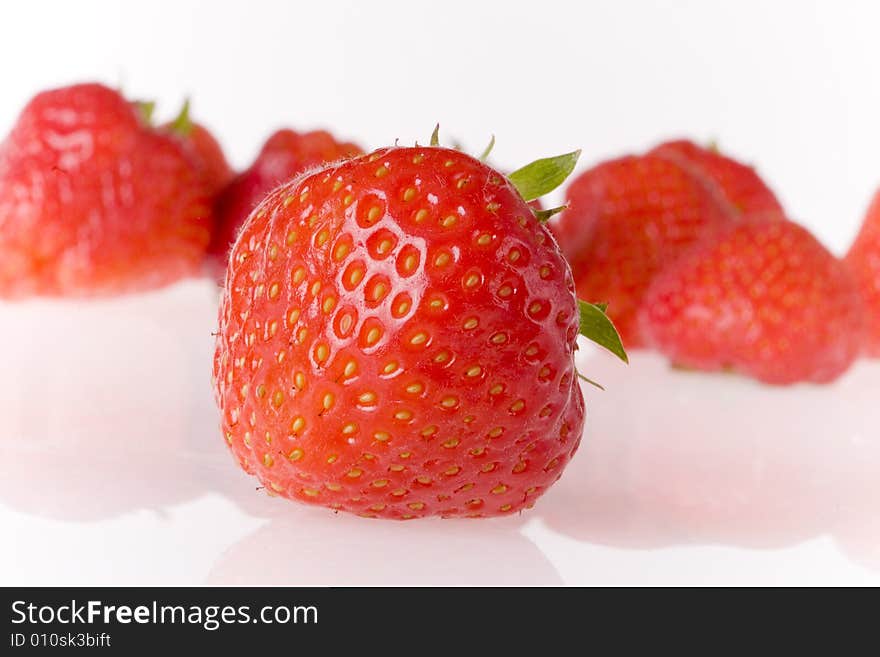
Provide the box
[539,350,880,570]
[0,282,224,520]
[207,508,560,586]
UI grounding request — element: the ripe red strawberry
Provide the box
[556,142,784,348]
[208,129,362,269]
[160,100,233,195]
[213,144,622,519]
[640,219,864,384]
[556,153,736,346]
[649,139,784,217]
[845,188,880,356]
[0,83,212,298]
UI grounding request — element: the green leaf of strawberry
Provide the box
[533,205,567,223]
[578,300,628,363]
[133,100,156,124]
[509,150,581,201]
[576,371,605,390]
[479,135,495,162]
[168,98,194,137]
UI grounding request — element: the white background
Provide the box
[0,0,878,586]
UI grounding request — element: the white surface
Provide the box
[0,281,878,586]
[1,0,879,586]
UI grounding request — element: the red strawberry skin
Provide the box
[649,139,784,217]
[557,154,735,346]
[208,129,362,267]
[845,189,880,356]
[0,83,212,298]
[213,146,584,519]
[640,220,864,384]
[165,121,233,195]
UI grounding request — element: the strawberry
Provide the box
[845,188,880,356]
[213,142,623,519]
[556,153,736,346]
[649,139,784,217]
[640,219,864,384]
[160,99,233,195]
[556,142,783,348]
[208,128,362,270]
[0,83,213,298]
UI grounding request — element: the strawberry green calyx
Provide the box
[576,371,605,390]
[133,100,156,124]
[422,127,578,202]
[533,205,567,223]
[421,128,577,221]
[168,98,194,137]
[509,150,581,201]
[578,300,628,363]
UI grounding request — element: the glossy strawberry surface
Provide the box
[640,219,864,384]
[213,146,585,519]
[0,83,213,298]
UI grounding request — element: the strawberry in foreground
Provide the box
[845,188,880,356]
[555,140,782,347]
[208,128,362,273]
[0,83,213,298]
[213,139,625,519]
[160,99,233,195]
[640,219,864,384]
